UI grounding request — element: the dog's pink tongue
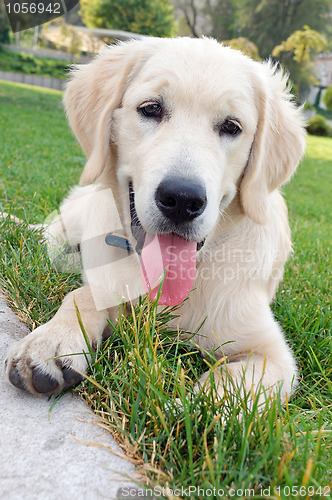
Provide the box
[141,233,197,306]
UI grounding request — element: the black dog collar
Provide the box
[105,233,133,252]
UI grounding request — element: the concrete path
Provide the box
[0,293,138,500]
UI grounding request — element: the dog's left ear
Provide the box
[63,39,157,185]
[240,63,306,225]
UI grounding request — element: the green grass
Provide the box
[0,80,84,221]
[0,81,331,499]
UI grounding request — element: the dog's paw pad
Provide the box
[8,366,27,391]
[62,366,84,389]
[32,367,59,394]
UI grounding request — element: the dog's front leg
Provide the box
[195,306,298,409]
[198,345,298,410]
[4,286,113,396]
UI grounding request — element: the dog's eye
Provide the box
[219,119,242,137]
[139,103,163,119]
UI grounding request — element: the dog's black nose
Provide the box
[155,177,207,224]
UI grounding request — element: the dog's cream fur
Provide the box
[5,38,306,402]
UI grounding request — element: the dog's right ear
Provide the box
[64,40,152,185]
[240,63,306,225]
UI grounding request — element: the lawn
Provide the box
[0,81,331,499]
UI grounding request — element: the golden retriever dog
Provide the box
[5,37,306,404]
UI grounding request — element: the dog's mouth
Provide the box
[129,182,204,306]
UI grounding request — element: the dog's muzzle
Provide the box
[128,182,206,307]
[129,182,205,253]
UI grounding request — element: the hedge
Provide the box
[306,114,331,137]
[0,46,70,79]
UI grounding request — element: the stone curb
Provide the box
[0,71,64,90]
[0,292,137,500]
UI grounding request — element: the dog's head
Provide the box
[64,37,305,305]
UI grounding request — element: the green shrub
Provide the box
[304,101,314,110]
[0,48,70,79]
[323,85,332,111]
[306,114,331,136]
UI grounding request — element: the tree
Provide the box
[222,37,261,60]
[175,0,240,39]
[174,0,200,37]
[80,0,175,37]
[273,25,327,101]
[205,0,239,40]
[240,0,330,59]
[0,3,10,44]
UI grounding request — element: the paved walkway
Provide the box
[0,293,137,500]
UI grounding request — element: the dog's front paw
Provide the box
[4,322,90,396]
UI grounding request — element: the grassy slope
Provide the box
[276,137,331,407]
[0,81,84,220]
[0,81,331,498]
[0,81,83,326]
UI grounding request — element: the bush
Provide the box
[304,101,315,111]
[323,85,332,111]
[0,48,70,79]
[306,114,331,137]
